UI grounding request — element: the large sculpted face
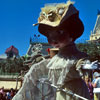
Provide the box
[47,30,72,48]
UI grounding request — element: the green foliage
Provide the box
[76,43,100,61]
[1,43,100,74]
[0,57,29,75]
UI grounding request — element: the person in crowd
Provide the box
[85,76,94,100]
[92,72,100,100]
[0,87,4,94]
[10,88,15,99]
[12,1,91,100]
[0,86,7,100]
[6,92,11,100]
[0,93,3,100]
[92,72,99,84]
[2,92,7,100]
[0,92,6,100]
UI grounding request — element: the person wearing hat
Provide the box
[92,72,100,100]
[12,1,91,100]
[36,1,91,100]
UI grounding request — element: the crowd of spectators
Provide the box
[84,71,100,100]
[0,87,16,100]
[0,71,100,100]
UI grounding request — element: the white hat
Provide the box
[94,72,100,77]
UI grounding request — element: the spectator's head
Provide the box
[10,88,14,92]
[85,76,89,82]
[93,72,100,78]
[0,86,4,94]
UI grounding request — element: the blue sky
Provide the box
[0,0,100,56]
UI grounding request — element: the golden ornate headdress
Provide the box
[34,1,75,26]
[34,0,84,41]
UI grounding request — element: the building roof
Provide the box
[5,45,19,55]
[27,43,52,56]
[93,11,100,34]
[30,37,48,44]
[27,37,51,56]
